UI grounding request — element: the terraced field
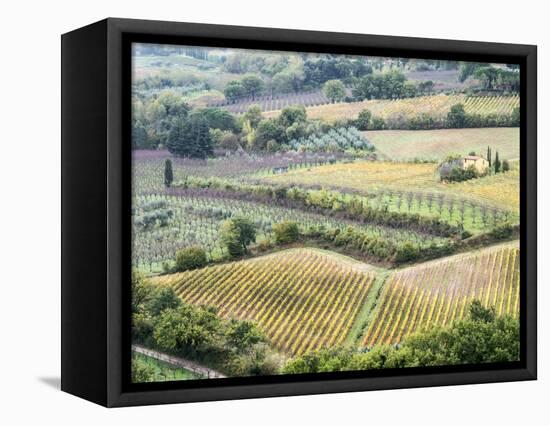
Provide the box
[264,94,519,122]
[152,249,377,355]
[365,128,519,161]
[362,241,520,347]
[264,160,520,212]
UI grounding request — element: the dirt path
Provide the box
[132,344,227,379]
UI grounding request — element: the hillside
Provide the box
[365,127,519,161]
[264,94,519,122]
[362,241,520,347]
[152,249,377,355]
[263,160,520,214]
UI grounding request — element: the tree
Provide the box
[355,109,372,130]
[511,107,520,126]
[131,356,155,383]
[272,221,300,244]
[224,81,245,102]
[502,160,510,172]
[487,146,492,168]
[220,217,256,257]
[175,246,208,272]
[153,305,220,354]
[494,151,501,173]
[148,287,182,316]
[252,119,284,150]
[132,122,151,149]
[226,319,265,354]
[418,80,434,94]
[277,105,307,129]
[447,104,467,128]
[164,159,173,187]
[190,107,237,132]
[323,79,346,103]
[282,301,519,374]
[474,66,500,90]
[166,115,214,159]
[243,105,263,128]
[241,75,265,99]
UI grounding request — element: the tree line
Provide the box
[283,301,519,374]
[132,272,282,378]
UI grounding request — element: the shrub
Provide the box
[273,221,300,244]
[175,246,208,272]
[355,109,372,130]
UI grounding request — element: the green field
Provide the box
[132,352,203,382]
[365,128,519,161]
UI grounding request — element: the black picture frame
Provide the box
[61,17,537,407]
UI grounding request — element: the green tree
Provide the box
[253,119,285,150]
[277,105,307,129]
[282,301,519,374]
[226,320,265,354]
[164,159,173,187]
[220,217,256,257]
[131,356,155,383]
[272,221,300,244]
[502,160,510,172]
[447,104,467,127]
[355,109,372,130]
[190,107,237,131]
[175,246,208,272]
[241,75,265,99]
[166,115,214,159]
[323,79,346,102]
[243,105,263,128]
[153,305,220,355]
[487,146,492,168]
[511,107,520,126]
[131,271,154,314]
[132,122,151,149]
[224,81,245,102]
[148,287,182,316]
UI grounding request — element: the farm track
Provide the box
[132,344,226,379]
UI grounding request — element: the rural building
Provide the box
[461,155,489,173]
[439,155,489,180]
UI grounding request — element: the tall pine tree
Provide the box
[487,146,492,167]
[164,159,173,187]
[494,151,501,173]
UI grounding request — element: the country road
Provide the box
[132,344,227,379]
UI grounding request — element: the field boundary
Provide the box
[132,344,226,379]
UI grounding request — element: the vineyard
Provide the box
[130,45,522,380]
[365,127,519,161]
[132,193,444,271]
[209,90,334,113]
[133,150,350,195]
[264,160,520,223]
[264,94,519,122]
[153,249,377,355]
[362,242,520,347]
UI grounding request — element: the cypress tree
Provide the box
[494,151,501,173]
[487,146,492,167]
[164,159,173,187]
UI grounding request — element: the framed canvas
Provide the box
[61,18,537,407]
